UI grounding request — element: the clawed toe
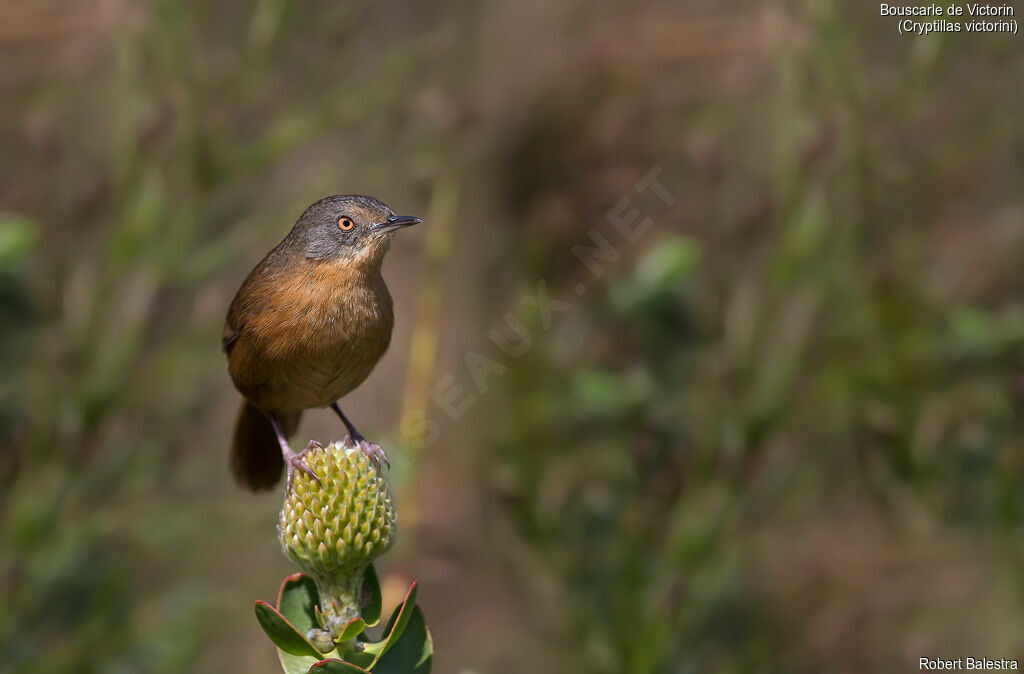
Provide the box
[285,450,322,490]
[357,438,390,471]
[331,403,389,470]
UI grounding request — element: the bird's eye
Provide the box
[338,216,355,231]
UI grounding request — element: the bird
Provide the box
[222,194,421,491]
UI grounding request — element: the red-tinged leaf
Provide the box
[362,564,382,626]
[254,601,323,658]
[276,572,309,607]
[338,617,366,642]
[372,606,433,674]
[360,582,419,668]
[277,573,321,637]
[308,658,372,673]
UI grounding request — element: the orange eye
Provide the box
[338,217,355,231]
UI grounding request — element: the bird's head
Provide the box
[290,194,421,268]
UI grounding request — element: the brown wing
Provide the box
[221,322,240,353]
[223,272,254,358]
[223,254,280,399]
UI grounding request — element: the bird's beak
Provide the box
[371,215,422,234]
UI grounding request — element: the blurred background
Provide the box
[2,1,1024,672]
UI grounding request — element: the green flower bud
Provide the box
[278,440,397,631]
[306,628,336,654]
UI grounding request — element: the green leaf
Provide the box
[0,213,36,272]
[338,617,366,642]
[344,651,376,670]
[308,660,372,673]
[361,565,382,627]
[570,369,624,415]
[278,573,320,637]
[569,368,651,418]
[634,236,700,291]
[278,651,327,674]
[610,235,700,311]
[254,601,323,658]
[371,606,433,674]
[360,583,419,668]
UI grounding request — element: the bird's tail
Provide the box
[230,401,302,491]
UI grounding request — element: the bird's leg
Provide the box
[330,402,390,469]
[269,413,322,489]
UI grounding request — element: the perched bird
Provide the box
[223,195,421,490]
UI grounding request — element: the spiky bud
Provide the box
[278,440,396,636]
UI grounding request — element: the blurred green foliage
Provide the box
[1,1,441,671]
[484,2,1024,673]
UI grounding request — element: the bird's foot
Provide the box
[345,434,390,471]
[285,440,323,491]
